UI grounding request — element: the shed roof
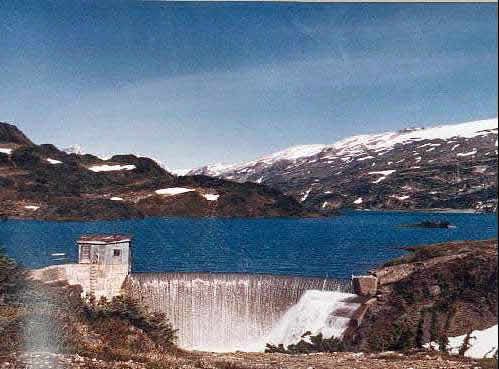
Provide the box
[77,234,132,245]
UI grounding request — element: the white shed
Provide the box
[77,234,132,273]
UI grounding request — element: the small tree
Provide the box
[458,331,473,356]
[415,315,425,349]
[429,309,439,344]
[438,333,449,354]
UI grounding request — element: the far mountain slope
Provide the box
[190,118,498,211]
[0,122,315,220]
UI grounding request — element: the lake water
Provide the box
[0,211,496,278]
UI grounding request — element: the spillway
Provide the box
[126,272,357,352]
[267,290,361,347]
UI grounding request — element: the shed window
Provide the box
[113,249,121,257]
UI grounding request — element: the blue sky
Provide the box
[0,1,497,170]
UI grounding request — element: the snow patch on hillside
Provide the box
[391,195,410,200]
[89,164,136,172]
[357,156,374,161]
[46,158,62,164]
[353,197,363,204]
[425,325,498,359]
[368,170,396,184]
[457,149,478,157]
[24,205,40,211]
[300,188,312,202]
[368,170,397,176]
[0,148,12,155]
[202,193,220,201]
[155,187,195,196]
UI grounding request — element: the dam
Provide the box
[31,234,363,352]
[126,272,357,352]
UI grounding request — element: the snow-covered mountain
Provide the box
[62,144,86,155]
[190,118,498,211]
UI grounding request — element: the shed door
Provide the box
[80,245,91,263]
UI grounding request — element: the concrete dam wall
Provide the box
[125,272,360,352]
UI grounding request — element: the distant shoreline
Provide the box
[353,208,479,214]
[1,207,493,222]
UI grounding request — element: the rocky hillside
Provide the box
[191,118,498,212]
[344,239,498,354]
[0,122,315,220]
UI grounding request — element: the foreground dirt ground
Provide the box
[0,351,493,369]
[204,351,492,369]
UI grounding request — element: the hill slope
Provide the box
[344,239,497,354]
[0,122,314,220]
[191,118,498,211]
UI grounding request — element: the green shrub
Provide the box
[415,315,425,349]
[0,248,27,352]
[265,333,344,354]
[84,294,177,350]
[0,247,26,304]
[390,321,415,352]
[476,358,498,369]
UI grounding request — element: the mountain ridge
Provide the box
[190,118,498,211]
[0,122,316,220]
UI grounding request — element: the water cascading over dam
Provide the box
[125,272,360,352]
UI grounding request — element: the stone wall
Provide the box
[352,275,378,296]
[30,264,91,289]
[30,263,128,300]
[91,264,129,299]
